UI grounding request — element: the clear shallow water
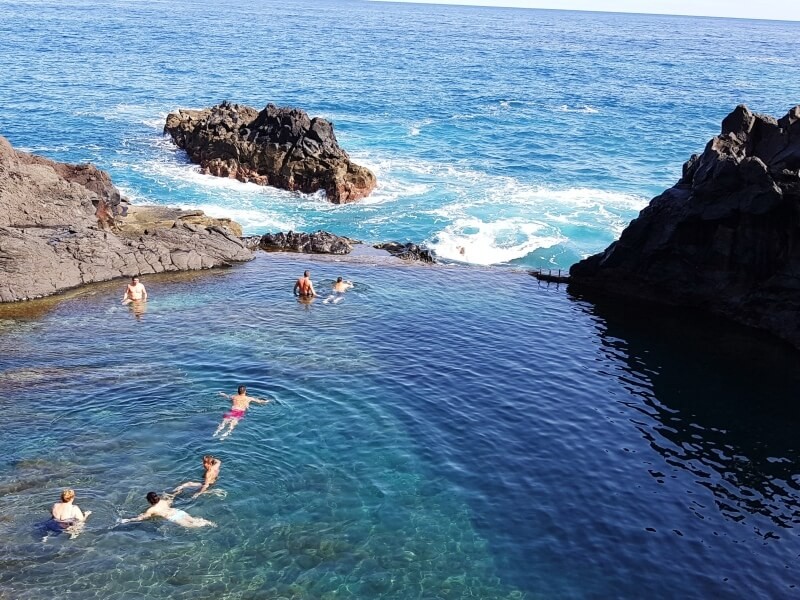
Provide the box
[0,0,799,267]
[1,255,799,599]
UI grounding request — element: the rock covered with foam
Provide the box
[164,102,377,204]
[570,105,800,348]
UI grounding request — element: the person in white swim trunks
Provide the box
[120,491,215,528]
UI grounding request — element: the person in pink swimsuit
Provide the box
[213,385,270,439]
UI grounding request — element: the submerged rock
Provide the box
[374,242,436,263]
[164,101,377,204]
[259,230,355,255]
[570,104,800,349]
[0,136,252,302]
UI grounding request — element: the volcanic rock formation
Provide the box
[570,105,800,349]
[164,102,377,204]
[259,230,356,255]
[0,136,252,302]
[374,242,436,263]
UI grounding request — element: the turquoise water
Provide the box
[1,254,799,598]
[1,0,798,267]
[2,1,800,598]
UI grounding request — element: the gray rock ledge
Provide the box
[0,136,253,302]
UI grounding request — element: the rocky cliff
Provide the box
[0,136,252,302]
[570,105,800,348]
[164,102,377,204]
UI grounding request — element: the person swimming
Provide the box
[323,276,353,304]
[213,385,270,439]
[119,491,215,528]
[173,455,222,499]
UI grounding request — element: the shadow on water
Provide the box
[572,292,800,535]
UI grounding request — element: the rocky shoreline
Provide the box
[0,136,253,302]
[570,105,800,349]
[0,134,435,303]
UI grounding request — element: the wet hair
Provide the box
[303,270,310,277]
[61,488,75,502]
[146,492,160,505]
[203,455,214,463]
[237,385,246,395]
[337,277,343,283]
[131,275,139,281]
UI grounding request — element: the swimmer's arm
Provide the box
[293,280,300,296]
[249,396,270,405]
[75,506,91,521]
[218,392,232,400]
[309,281,317,297]
[119,511,150,523]
[141,286,148,301]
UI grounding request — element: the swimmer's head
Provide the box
[61,489,75,502]
[203,455,214,465]
[304,270,310,277]
[146,492,160,505]
[337,277,343,283]
[131,276,139,283]
[238,385,246,395]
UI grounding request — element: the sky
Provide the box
[370,0,800,21]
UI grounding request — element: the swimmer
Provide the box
[119,492,215,528]
[213,385,270,439]
[293,270,317,298]
[324,276,353,304]
[173,455,222,499]
[122,276,148,305]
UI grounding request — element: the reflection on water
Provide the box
[579,295,800,536]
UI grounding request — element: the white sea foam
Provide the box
[180,204,297,232]
[408,118,433,136]
[557,105,599,114]
[429,218,565,266]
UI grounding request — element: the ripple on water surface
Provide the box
[1,255,799,599]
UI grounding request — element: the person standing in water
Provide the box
[52,488,91,525]
[122,276,148,304]
[50,488,91,538]
[293,270,317,298]
[120,492,215,528]
[173,455,222,498]
[213,385,270,439]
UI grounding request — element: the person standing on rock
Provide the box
[293,270,317,298]
[122,276,148,304]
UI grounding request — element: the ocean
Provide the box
[1,0,799,598]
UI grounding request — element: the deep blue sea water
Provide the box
[1,1,800,598]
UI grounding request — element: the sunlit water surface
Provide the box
[1,254,799,599]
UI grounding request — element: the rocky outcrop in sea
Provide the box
[164,102,377,204]
[374,242,436,263]
[570,105,800,349]
[0,136,252,302]
[259,231,356,255]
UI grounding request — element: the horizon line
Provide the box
[366,0,800,23]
